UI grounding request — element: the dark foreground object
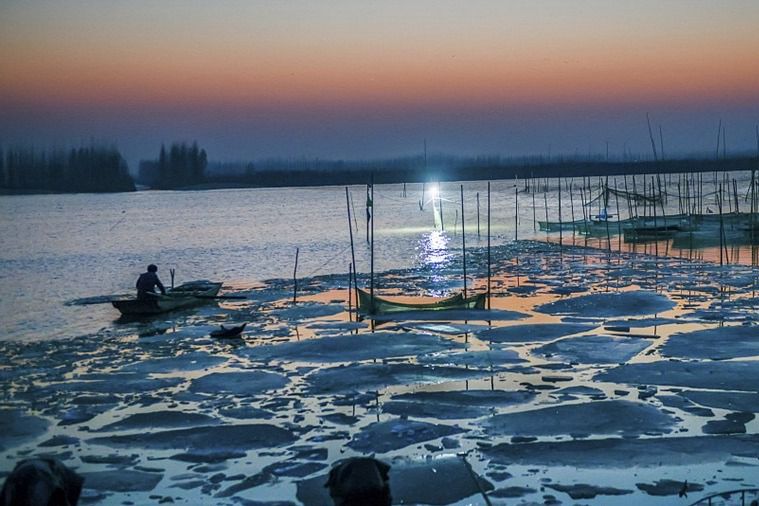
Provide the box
[1,458,83,506]
[210,323,247,339]
[325,457,391,506]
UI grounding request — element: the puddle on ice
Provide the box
[2,240,759,505]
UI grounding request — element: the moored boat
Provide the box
[357,287,486,315]
[112,280,223,316]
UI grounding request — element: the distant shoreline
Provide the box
[2,155,757,195]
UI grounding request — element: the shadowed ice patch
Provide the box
[88,424,296,450]
[348,418,464,453]
[81,470,163,492]
[0,409,50,450]
[188,370,289,396]
[95,410,220,431]
[237,332,462,363]
[483,400,675,438]
[535,291,675,317]
[476,323,595,343]
[304,362,488,395]
[534,334,651,364]
[480,434,759,467]
[661,325,759,360]
[383,389,535,419]
[416,349,523,369]
[119,351,227,374]
[596,360,759,392]
[679,390,759,412]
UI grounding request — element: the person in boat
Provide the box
[136,264,166,301]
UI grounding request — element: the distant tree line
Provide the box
[0,145,134,194]
[198,154,759,188]
[138,142,207,189]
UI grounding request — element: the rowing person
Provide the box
[136,264,166,301]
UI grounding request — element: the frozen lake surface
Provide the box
[2,236,759,504]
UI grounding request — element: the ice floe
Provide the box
[304,362,487,395]
[484,400,675,438]
[597,360,759,392]
[89,424,296,450]
[0,409,50,450]
[382,389,535,419]
[476,323,595,343]
[536,291,676,317]
[188,370,289,396]
[534,334,651,363]
[661,325,759,360]
[238,332,462,363]
[481,434,759,467]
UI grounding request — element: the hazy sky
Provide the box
[1,0,758,164]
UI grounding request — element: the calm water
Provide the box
[1,174,755,341]
[0,183,520,341]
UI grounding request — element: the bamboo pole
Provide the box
[461,185,467,299]
[370,177,375,309]
[514,177,518,241]
[292,247,299,304]
[345,187,358,306]
[476,192,481,238]
[487,181,491,310]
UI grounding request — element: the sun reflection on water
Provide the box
[416,230,452,269]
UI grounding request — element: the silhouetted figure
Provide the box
[136,264,166,301]
[678,480,688,498]
[1,458,83,506]
[325,457,391,506]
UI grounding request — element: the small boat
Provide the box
[357,288,486,315]
[112,280,223,316]
[210,323,247,339]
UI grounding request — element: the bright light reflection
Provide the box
[417,230,451,269]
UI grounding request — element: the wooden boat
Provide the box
[210,323,247,339]
[112,280,223,316]
[357,287,486,315]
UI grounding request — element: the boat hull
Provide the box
[357,288,486,315]
[112,281,222,316]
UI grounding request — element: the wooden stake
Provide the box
[461,185,467,299]
[487,181,491,309]
[292,247,299,304]
[345,187,358,305]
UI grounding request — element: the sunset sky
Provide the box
[1,0,758,164]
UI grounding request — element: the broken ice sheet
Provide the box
[596,360,759,392]
[534,334,651,364]
[484,400,675,438]
[237,331,462,363]
[304,362,487,395]
[661,325,759,360]
[348,418,464,453]
[382,389,535,419]
[476,323,595,343]
[535,291,676,317]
